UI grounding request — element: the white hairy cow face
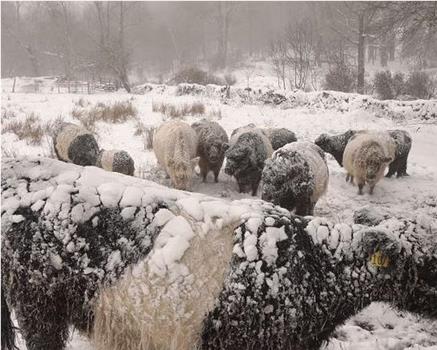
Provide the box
[169,157,199,190]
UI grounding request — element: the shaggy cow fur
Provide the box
[314,129,357,167]
[1,158,436,350]
[53,122,99,166]
[386,130,412,177]
[96,149,135,176]
[315,129,412,177]
[261,142,329,216]
[343,133,395,195]
[153,120,199,190]
[191,119,229,183]
[262,127,297,150]
[225,128,273,195]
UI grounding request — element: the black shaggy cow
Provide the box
[2,157,436,350]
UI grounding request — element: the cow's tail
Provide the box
[1,286,18,350]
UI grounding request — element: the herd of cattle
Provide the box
[53,119,412,215]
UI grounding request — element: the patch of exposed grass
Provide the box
[152,101,205,119]
[72,100,138,131]
[3,112,44,145]
[134,120,155,150]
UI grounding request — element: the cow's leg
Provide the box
[398,155,409,177]
[358,182,365,195]
[15,288,70,350]
[386,160,398,178]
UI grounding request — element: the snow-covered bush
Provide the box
[405,71,434,99]
[324,63,355,93]
[172,67,224,86]
[175,83,206,96]
[2,157,436,350]
[374,71,394,100]
[392,72,406,97]
[224,72,237,86]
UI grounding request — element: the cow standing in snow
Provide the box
[191,119,229,183]
[225,125,273,195]
[343,132,395,194]
[153,120,199,190]
[261,142,329,216]
[315,129,412,177]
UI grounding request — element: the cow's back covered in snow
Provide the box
[2,157,436,350]
[261,141,329,215]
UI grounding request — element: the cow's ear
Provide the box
[383,156,393,163]
[191,156,200,168]
[361,228,401,268]
[222,143,230,152]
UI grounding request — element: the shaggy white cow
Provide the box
[343,132,395,194]
[153,120,199,190]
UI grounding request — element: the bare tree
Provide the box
[328,2,384,94]
[92,1,131,92]
[3,2,41,76]
[285,20,314,90]
[270,39,287,90]
[215,2,238,69]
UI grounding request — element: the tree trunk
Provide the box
[223,8,229,68]
[388,33,395,61]
[247,3,253,57]
[118,2,130,93]
[357,12,365,94]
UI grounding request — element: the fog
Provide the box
[2,1,436,90]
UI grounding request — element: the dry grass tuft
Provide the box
[3,112,44,145]
[134,120,155,150]
[207,108,222,120]
[72,100,138,132]
[152,101,205,119]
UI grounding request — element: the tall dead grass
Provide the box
[72,100,138,131]
[152,101,205,119]
[134,120,155,150]
[2,112,45,145]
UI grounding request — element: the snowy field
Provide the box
[2,82,437,349]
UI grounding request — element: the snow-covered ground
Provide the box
[2,80,437,349]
